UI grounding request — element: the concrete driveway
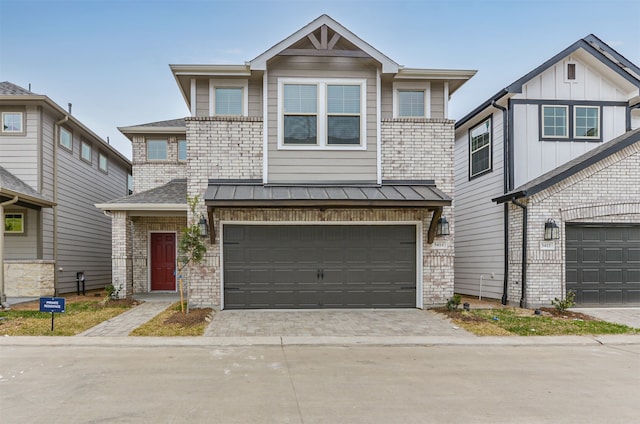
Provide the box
[571,307,640,329]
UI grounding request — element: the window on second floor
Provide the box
[2,111,24,134]
[178,139,187,161]
[541,104,601,141]
[127,173,133,195]
[99,152,108,173]
[279,78,366,149]
[81,140,92,163]
[59,126,73,150]
[398,90,426,117]
[574,106,600,139]
[4,212,24,233]
[215,88,243,115]
[147,139,168,161]
[469,117,492,179]
[542,105,568,138]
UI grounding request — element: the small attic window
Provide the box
[567,63,576,80]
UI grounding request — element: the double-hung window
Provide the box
[398,91,425,117]
[59,127,73,150]
[280,78,366,149]
[2,112,23,134]
[469,117,492,178]
[542,105,568,138]
[81,140,92,163]
[147,139,168,161]
[209,80,248,116]
[99,152,108,173]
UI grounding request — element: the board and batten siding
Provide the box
[266,56,378,183]
[47,110,131,293]
[454,110,505,299]
[510,55,631,188]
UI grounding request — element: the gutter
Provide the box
[492,100,510,305]
[511,198,528,308]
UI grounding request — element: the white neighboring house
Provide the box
[454,35,640,308]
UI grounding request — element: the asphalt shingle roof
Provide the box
[0,81,36,96]
[0,166,53,205]
[105,179,187,205]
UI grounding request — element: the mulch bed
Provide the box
[164,308,213,326]
[434,306,598,322]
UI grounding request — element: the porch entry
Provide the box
[150,232,176,291]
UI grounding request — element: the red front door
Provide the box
[150,233,176,291]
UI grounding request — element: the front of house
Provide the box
[98,15,475,309]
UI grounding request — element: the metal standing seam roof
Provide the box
[204,180,451,207]
[0,166,54,207]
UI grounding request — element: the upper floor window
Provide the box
[574,106,599,139]
[4,212,24,233]
[178,139,187,161]
[542,105,568,138]
[279,78,366,149]
[81,140,92,163]
[127,174,133,195]
[469,117,492,179]
[99,152,108,173]
[59,126,73,150]
[209,80,248,116]
[147,139,168,161]
[398,91,425,117]
[2,112,23,134]
[215,88,243,115]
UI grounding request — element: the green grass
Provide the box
[450,308,639,336]
[0,300,134,336]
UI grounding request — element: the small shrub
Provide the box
[446,294,462,311]
[105,284,121,301]
[552,290,576,313]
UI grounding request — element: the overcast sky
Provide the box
[1,0,639,160]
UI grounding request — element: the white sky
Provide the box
[1,0,639,160]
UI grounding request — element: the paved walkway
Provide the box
[77,302,173,336]
[572,307,640,329]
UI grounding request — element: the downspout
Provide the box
[1,195,19,309]
[492,100,510,305]
[54,115,69,294]
[511,198,527,308]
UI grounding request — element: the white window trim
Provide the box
[469,117,492,178]
[1,111,24,134]
[4,212,24,234]
[277,77,367,151]
[81,140,92,163]
[59,126,73,150]
[209,79,249,117]
[392,82,431,118]
[564,60,578,83]
[573,105,600,140]
[542,105,569,139]
[98,152,108,173]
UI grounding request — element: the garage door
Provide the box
[566,224,640,305]
[223,225,416,309]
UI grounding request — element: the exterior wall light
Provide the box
[436,216,450,236]
[544,219,559,240]
[198,214,209,238]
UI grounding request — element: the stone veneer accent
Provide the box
[507,141,640,307]
[4,260,55,297]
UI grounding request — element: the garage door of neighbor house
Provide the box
[222,225,417,309]
[566,224,640,305]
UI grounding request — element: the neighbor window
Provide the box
[99,152,108,173]
[280,78,365,148]
[147,139,168,161]
[398,90,425,117]
[127,174,133,195]
[542,105,568,138]
[215,87,243,115]
[2,112,23,133]
[574,106,600,138]
[81,140,92,162]
[178,139,187,161]
[4,213,24,233]
[59,127,73,150]
[469,117,492,178]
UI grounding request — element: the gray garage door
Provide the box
[566,224,640,305]
[223,225,416,309]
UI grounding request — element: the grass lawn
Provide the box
[438,307,640,336]
[130,302,213,336]
[0,294,136,336]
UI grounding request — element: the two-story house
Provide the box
[0,82,132,304]
[97,15,475,309]
[454,35,640,308]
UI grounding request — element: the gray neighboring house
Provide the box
[454,35,640,308]
[97,15,476,309]
[0,81,132,300]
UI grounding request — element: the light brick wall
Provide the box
[4,260,55,297]
[111,211,133,298]
[131,135,187,193]
[507,141,640,307]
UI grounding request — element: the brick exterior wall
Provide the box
[507,141,640,307]
[132,135,187,193]
[111,211,133,298]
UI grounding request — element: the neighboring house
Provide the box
[0,82,132,301]
[97,15,475,309]
[454,35,640,308]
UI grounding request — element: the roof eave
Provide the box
[205,200,451,208]
[94,203,188,212]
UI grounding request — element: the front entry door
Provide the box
[150,233,176,291]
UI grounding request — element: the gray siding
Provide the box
[267,56,378,183]
[430,82,444,119]
[248,75,262,116]
[454,110,506,299]
[3,207,39,259]
[195,79,209,117]
[0,105,39,189]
